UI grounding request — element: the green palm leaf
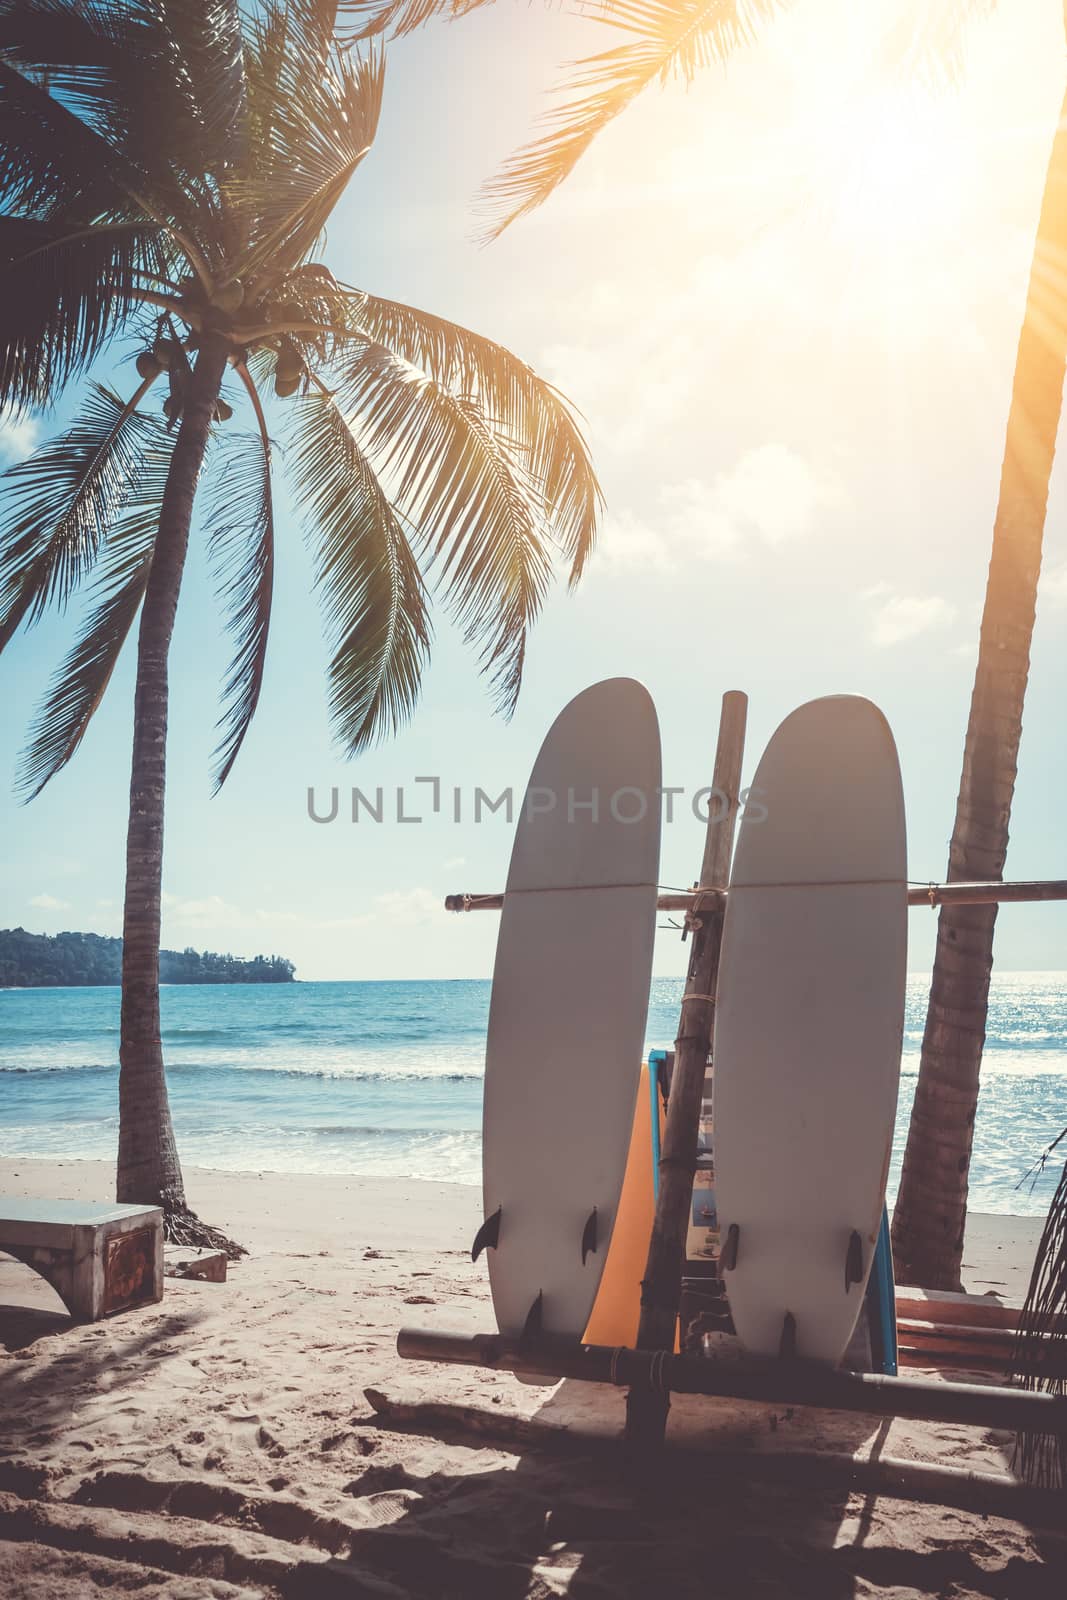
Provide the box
[434,399,552,715]
[206,421,275,791]
[0,216,170,411]
[231,23,383,282]
[17,402,174,798]
[479,0,786,240]
[0,54,143,223]
[344,287,601,582]
[0,0,247,209]
[340,0,489,39]
[289,388,430,751]
[257,263,357,363]
[160,0,248,177]
[340,339,554,713]
[0,380,161,649]
[240,0,297,183]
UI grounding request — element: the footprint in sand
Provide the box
[255,1425,287,1458]
[216,1411,286,1459]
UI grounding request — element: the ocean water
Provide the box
[1,974,1066,1217]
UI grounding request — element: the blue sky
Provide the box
[2,0,1067,980]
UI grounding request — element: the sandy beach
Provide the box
[0,1158,1061,1598]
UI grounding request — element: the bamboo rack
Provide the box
[396,1326,1067,1435]
[625,690,747,1451]
[445,879,1067,914]
[433,703,1067,1464]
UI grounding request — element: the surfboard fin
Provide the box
[471,1206,502,1262]
[522,1290,544,1340]
[845,1230,864,1290]
[581,1207,598,1265]
[721,1223,740,1272]
[779,1311,797,1361]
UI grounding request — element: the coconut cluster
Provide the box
[135,276,311,425]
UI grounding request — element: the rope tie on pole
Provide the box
[650,1350,670,1393]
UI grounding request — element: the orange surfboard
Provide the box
[584,1062,670,1347]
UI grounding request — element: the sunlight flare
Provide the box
[809,86,973,248]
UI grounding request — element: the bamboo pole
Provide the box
[396,1326,1067,1431]
[624,690,748,1453]
[444,879,1067,914]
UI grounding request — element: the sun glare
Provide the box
[809,88,972,250]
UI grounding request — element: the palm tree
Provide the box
[891,14,1067,1289]
[353,0,1066,1288]
[0,0,600,1249]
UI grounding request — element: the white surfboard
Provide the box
[480,679,661,1339]
[712,695,907,1364]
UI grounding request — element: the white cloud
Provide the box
[0,411,39,463]
[442,856,467,871]
[372,887,445,928]
[162,891,360,935]
[597,509,678,573]
[712,445,833,547]
[867,588,957,647]
[163,892,245,931]
[597,445,840,573]
[29,893,71,911]
[657,479,743,561]
[161,886,445,939]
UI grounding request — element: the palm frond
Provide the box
[877,1,999,92]
[1010,1146,1067,1490]
[205,413,275,791]
[16,400,175,797]
[0,215,169,412]
[0,379,160,650]
[236,0,316,253]
[288,387,430,751]
[339,0,493,39]
[0,0,246,209]
[479,0,786,241]
[0,53,217,319]
[271,261,353,319]
[0,54,137,220]
[344,287,601,582]
[340,340,554,715]
[232,29,384,283]
[160,0,248,176]
[239,0,293,179]
[435,398,552,715]
[250,263,359,365]
[279,0,344,60]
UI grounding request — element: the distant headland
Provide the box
[0,929,296,988]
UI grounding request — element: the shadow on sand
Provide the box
[279,1378,907,1600]
[0,1257,208,1470]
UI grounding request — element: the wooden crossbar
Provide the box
[396,1326,1067,1435]
[445,880,1067,914]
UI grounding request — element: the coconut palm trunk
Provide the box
[117,333,228,1230]
[891,66,1067,1291]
